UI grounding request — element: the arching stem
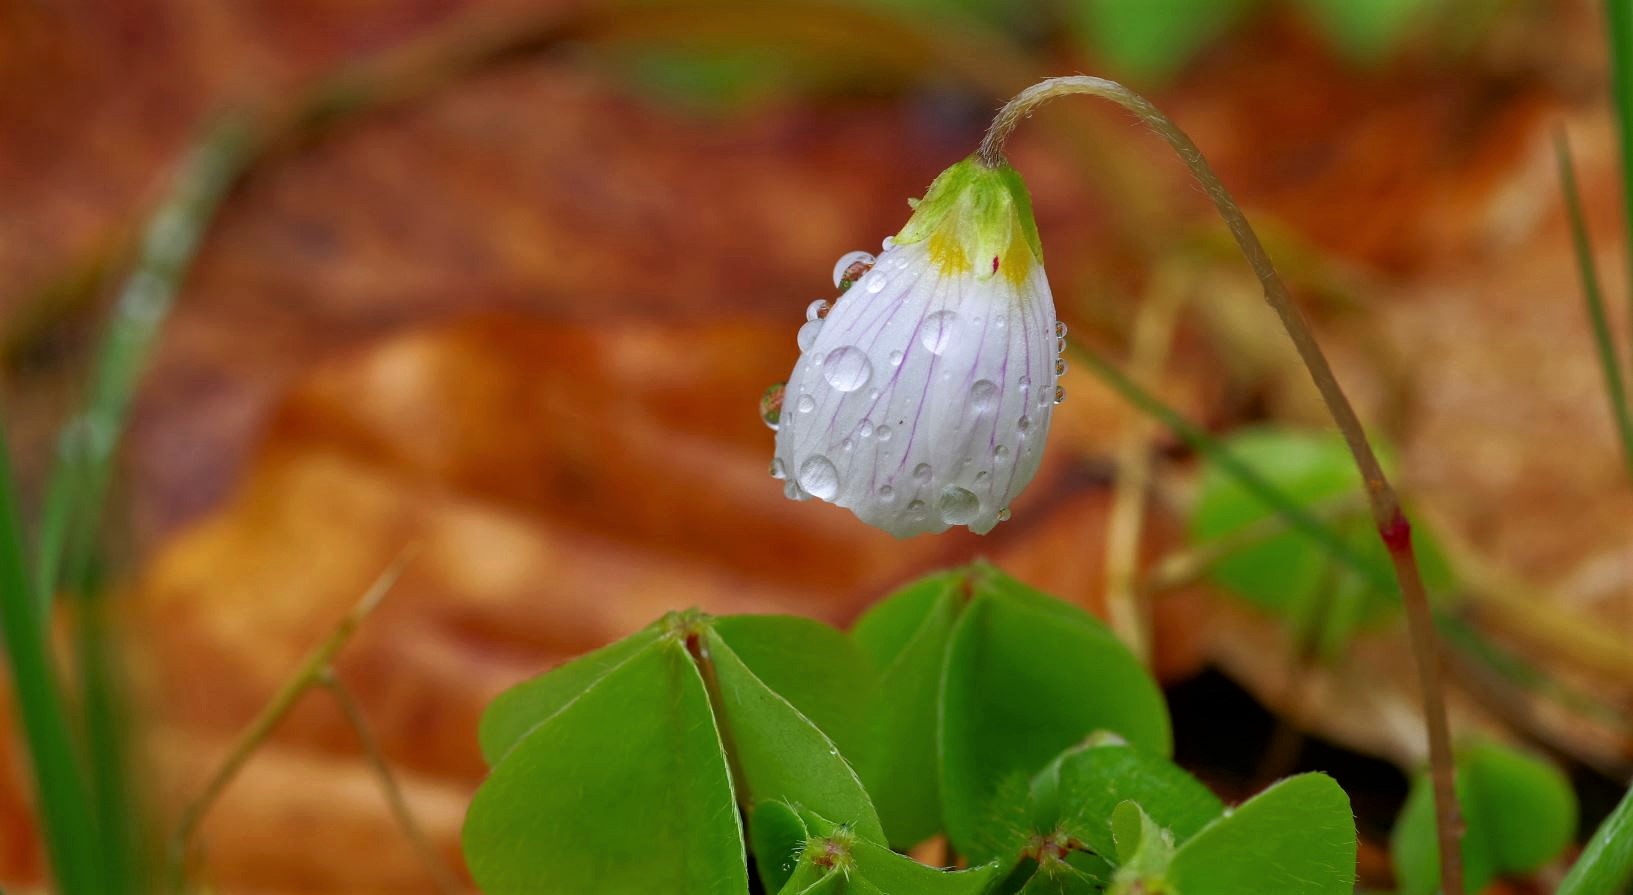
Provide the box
[982,75,1463,895]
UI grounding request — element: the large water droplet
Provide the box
[1053,385,1066,405]
[769,458,786,479]
[1055,357,1068,376]
[759,382,785,431]
[797,455,839,500]
[832,251,875,289]
[1055,320,1068,338]
[920,310,959,355]
[797,320,822,352]
[865,272,888,294]
[938,486,980,525]
[822,347,872,392]
[913,462,932,483]
[876,424,893,442]
[797,394,816,413]
[806,299,830,321]
[969,379,999,415]
[881,235,897,251]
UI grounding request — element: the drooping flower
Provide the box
[770,157,1063,537]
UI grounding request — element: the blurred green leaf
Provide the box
[1072,0,1256,82]
[714,613,877,762]
[751,801,810,894]
[704,628,887,842]
[1166,773,1357,895]
[850,572,964,847]
[477,622,663,765]
[1392,741,1577,895]
[1293,0,1428,61]
[1054,739,1223,860]
[1191,428,1453,653]
[939,566,1171,863]
[463,638,747,893]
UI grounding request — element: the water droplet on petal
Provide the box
[806,299,830,321]
[797,394,816,413]
[881,235,897,251]
[759,383,785,430]
[969,379,999,415]
[993,444,1010,462]
[876,424,893,442]
[913,462,932,483]
[974,470,990,484]
[1054,385,1066,405]
[888,350,903,367]
[831,251,875,289]
[1055,320,1068,338]
[1057,336,1066,354]
[997,507,1012,522]
[841,438,854,451]
[797,455,839,500]
[920,310,959,355]
[784,480,799,499]
[1055,357,1068,376]
[857,419,874,438]
[938,485,980,525]
[1018,415,1032,434]
[865,272,888,294]
[797,320,822,352]
[1018,375,1031,392]
[907,499,927,519]
[878,484,895,502]
[822,347,872,392]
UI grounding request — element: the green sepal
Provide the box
[894,157,1044,280]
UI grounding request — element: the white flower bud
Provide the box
[771,158,1061,537]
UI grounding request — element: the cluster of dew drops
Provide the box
[759,239,1071,523]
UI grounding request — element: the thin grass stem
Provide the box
[1555,130,1633,482]
[0,420,104,893]
[322,671,461,895]
[165,547,415,892]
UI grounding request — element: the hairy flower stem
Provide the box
[981,76,1464,895]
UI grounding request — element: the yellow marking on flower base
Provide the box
[896,156,1043,286]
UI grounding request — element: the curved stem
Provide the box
[983,76,1464,895]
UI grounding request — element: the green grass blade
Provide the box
[1557,780,1633,895]
[1607,0,1633,352]
[1554,130,1633,482]
[1072,342,1395,593]
[0,420,105,893]
[34,115,254,611]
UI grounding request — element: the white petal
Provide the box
[773,240,1058,537]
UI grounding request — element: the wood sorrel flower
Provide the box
[770,157,1062,537]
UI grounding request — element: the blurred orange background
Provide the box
[0,0,1630,891]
